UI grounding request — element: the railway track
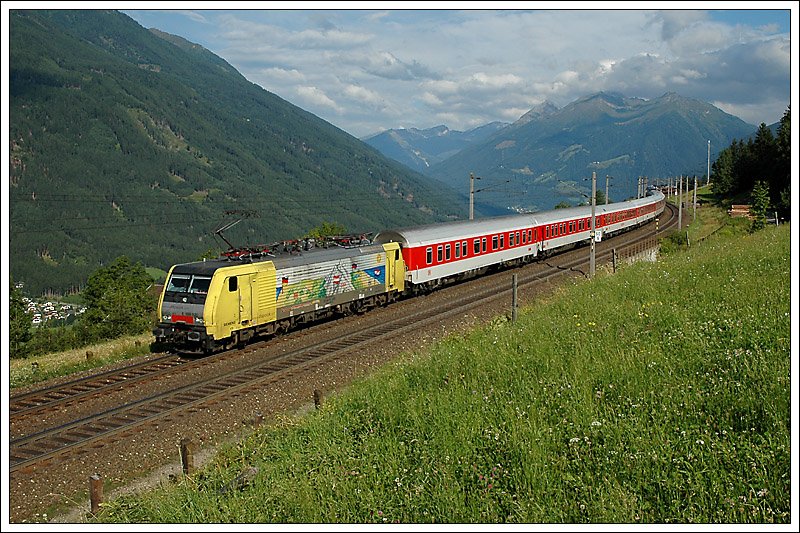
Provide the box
[10,205,675,475]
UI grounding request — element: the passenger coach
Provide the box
[375,189,665,291]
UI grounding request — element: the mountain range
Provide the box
[362,122,508,175]
[367,93,758,213]
[9,10,465,296]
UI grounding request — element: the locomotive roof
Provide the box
[375,190,664,247]
[170,243,386,276]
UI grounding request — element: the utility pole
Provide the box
[590,171,596,279]
[469,172,475,221]
[605,175,610,205]
[693,175,697,222]
[678,175,683,229]
[707,140,711,186]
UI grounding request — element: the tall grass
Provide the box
[99,225,791,524]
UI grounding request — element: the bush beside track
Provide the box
[96,220,792,523]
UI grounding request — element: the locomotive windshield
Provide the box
[164,274,212,303]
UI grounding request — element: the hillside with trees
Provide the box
[711,107,791,221]
[9,10,464,297]
[428,92,758,213]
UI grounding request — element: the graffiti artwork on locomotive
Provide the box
[153,189,665,353]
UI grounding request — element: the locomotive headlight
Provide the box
[162,314,171,322]
[195,317,204,325]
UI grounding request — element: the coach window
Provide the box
[426,247,433,265]
[516,231,520,245]
[528,229,533,242]
[437,245,443,262]
[499,234,504,248]
[462,241,467,256]
[455,241,461,258]
[545,226,550,239]
[228,276,238,292]
[509,232,514,246]
[492,235,498,251]
[482,237,487,253]
[474,239,480,255]
[445,244,451,261]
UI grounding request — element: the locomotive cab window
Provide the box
[166,274,191,293]
[228,276,238,292]
[189,276,211,294]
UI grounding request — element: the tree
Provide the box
[9,279,32,358]
[749,181,770,232]
[775,106,791,218]
[595,189,607,206]
[305,221,347,240]
[80,256,157,338]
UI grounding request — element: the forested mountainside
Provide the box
[428,92,757,212]
[9,10,464,295]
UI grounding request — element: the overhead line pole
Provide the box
[469,172,475,221]
[590,171,596,279]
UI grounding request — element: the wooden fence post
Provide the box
[511,274,518,323]
[314,389,323,409]
[89,473,103,515]
[180,438,195,476]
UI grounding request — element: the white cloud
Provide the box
[296,86,344,114]
[124,8,792,136]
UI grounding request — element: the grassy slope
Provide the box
[97,220,791,523]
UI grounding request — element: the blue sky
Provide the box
[116,3,795,138]
[2,2,795,139]
[115,2,796,138]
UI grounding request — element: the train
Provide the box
[153,188,665,353]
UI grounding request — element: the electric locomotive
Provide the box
[153,240,404,353]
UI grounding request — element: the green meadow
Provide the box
[98,222,791,524]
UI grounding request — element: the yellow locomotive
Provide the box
[153,241,404,353]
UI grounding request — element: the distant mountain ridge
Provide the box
[362,122,508,174]
[9,10,464,295]
[427,91,757,212]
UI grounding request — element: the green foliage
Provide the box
[712,108,791,221]
[554,201,573,209]
[9,279,32,358]
[97,225,790,524]
[9,10,464,297]
[749,181,770,232]
[81,256,158,338]
[304,221,347,240]
[594,189,607,205]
